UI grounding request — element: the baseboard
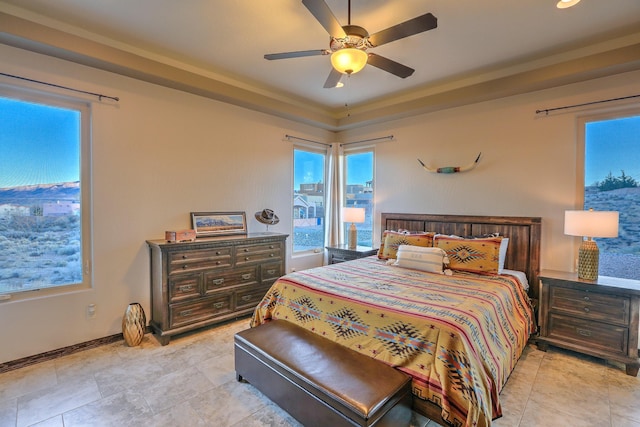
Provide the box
[0,332,125,374]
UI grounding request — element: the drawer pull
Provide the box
[244,248,249,252]
[583,307,590,313]
[241,273,252,280]
[211,278,225,285]
[269,253,274,257]
[216,251,221,255]
[576,328,592,337]
[584,296,590,301]
[216,261,221,265]
[241,295,252,302]
[269,245,274,249]
[182,265,188,270]
[179,309,193,317]
[213,302,225,309]
[178,285,193,292]
[182,255,188,259]
[245,257,250,261]
[267,269,276,275]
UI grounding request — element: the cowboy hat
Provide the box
[255,209,279,225]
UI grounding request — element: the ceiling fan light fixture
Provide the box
[556,0,581,8]
[330,48,368,75]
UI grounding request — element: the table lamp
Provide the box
[343,207,365,250]
[564,209,619,280]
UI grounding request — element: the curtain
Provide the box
[324,143,344,262]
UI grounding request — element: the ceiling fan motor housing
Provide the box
[330,25,371,52]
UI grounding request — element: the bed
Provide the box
[251,213,541,427]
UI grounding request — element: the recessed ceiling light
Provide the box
[557,0,581,9]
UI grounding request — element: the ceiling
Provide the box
[1,0,640,131]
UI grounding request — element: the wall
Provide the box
[338,69,640,274]
[0,44,332,363]
[2,42,640,363]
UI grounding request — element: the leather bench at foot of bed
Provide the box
[234,320,412,427]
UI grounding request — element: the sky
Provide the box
[585,115,640,186]
[0,97,80,188]
[294,149,373,189]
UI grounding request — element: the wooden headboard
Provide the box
[381,213,542,299]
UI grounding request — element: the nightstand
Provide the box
[538,270,640,376]
[326,244,378,264]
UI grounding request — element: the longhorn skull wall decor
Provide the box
[417,152,482,173]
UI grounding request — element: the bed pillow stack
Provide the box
[378,230,510,274]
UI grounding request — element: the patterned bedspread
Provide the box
[251,256,535,427]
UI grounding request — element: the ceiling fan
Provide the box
[264,0,438,88]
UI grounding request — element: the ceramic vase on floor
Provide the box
[122,302,146,346]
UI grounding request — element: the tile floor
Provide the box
[0,318,639,427]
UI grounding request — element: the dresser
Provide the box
[147,233,287,345]
[326,244,378,264]
[538,270,640,376]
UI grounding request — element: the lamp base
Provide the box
[578,239,599,281]
[348,223,357,250]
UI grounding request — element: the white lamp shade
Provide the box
[564,210,619,238]
[343,207,365,223]
[330,48,368,75]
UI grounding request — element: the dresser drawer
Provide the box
[168,273,201,303]
[203,266,258,294]
[168,248,232,274]
[235,284,272,311]
[235,242,282,265]
[549,287,630,325]
[548,313,628,356]
[261,262,283,282]
[169,294,233,328]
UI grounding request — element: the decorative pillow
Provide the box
[434,235,503,274]
[395,245,449,274]
[377,230,405,259]
[379,231,435,260]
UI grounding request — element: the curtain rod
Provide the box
[535,93,640,116]
[0,72,120,102]
[284,134,332,147]
[340,135,394,146]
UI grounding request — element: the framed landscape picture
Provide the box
[190,211,247,237]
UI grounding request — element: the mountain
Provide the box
[0,182,80,204]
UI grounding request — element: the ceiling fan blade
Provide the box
[264,49,330,60]
[302,0,347,39]
[323,68,343,88]
[367,53,414,78]
[368,13,437,47]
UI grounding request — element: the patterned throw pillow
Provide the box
[434,235,503,274]
[379,231,435,260]
[395,245,449,274]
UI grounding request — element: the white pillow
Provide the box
[498,238,509,273]
[395,245,449,274]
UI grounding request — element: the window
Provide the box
[582,111,640,280]
[0,89,91,296]
[293,147,326,253]
[344,149,374,247]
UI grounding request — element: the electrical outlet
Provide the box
[87,303,97,319]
